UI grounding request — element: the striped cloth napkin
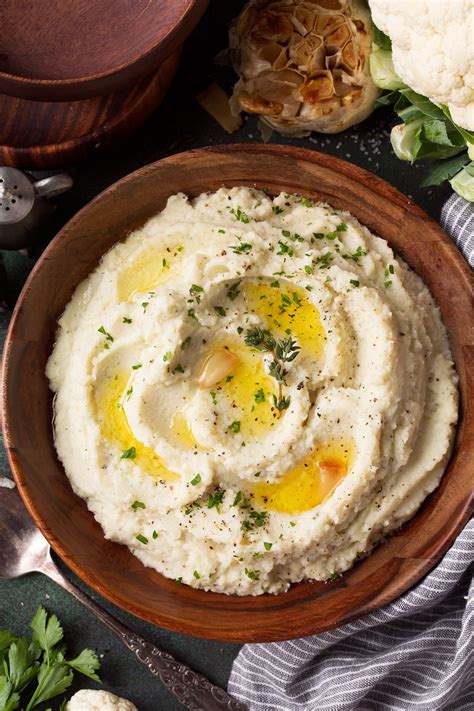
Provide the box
[229,194,474,711]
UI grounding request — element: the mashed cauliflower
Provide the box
[47,188,458,595]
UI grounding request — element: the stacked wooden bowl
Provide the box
[0,0,208,168]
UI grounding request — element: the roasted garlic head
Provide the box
[229,0,380,135]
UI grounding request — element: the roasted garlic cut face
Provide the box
[229,0,380,135]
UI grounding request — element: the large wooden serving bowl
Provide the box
[2,146,473,643]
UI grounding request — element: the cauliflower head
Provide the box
[369,0,474,130]
[66,689,137,711]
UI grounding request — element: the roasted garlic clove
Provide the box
[198,350,240,389]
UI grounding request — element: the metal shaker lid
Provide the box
[0,167,35,225]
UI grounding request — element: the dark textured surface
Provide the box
[0,0,454,708]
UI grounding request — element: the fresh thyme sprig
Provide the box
[244,327,300,412]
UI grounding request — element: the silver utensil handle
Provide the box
[43,559,246,711]
[33,174,73,198]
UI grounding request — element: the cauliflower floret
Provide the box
[66,689,137,711]
[369,0,474,130]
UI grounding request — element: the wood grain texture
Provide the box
[2,145,473,643]
[0,51,180,170]
[0,0,208,101]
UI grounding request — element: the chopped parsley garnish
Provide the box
[136,534,148,545]
[272,205,285,214]
[254,471,261,477]
[230,206,250,223]
[190,283,204,295]
[263,542,273,551]
[343,246,367,263]
[152,530,159,539]
[210,390,217,405]
[175,577,183,585]
[227,280,242,301]
[230,420,241,433]
[300,198,313,208]
[282,230,303,242]
[254,388,265,404]
[215,306,226,317]
[244,568,260,581]
[232,491,243,507]
[384,280,392,288]
[122,317,132,324]
[193,570,201,579]
[329,571,341,580]
[187,308,198,321]
[131,500,145,511]
[315,252,333,269]
[384,264,395,277]
[336,223,347,232]
[218,228,226,234]
[163,351,172,362]
[290,521,296,527]
[277,241,294,257]
[230,241,252,255]
[241,509,268,531]
[207,488,225,511]
[270,280,280,288]
[350,279,360,287]
[98,326,113,342]
[121,447,136,459]
[142,302,149,312]
[304,264,314,275]
[190,473,202,486]
[126,386,133,400]
[292,291,301,305]
[312,232,325,240]
[184,501,202,515]
[132,363,142,370]
[162,258,169,268]
[172,363,185,374]
[181,336,191,350]
[325,231,338,240]
[237,326,244,335]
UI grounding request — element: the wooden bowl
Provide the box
[0,51,181,170]
[0,0,208,101]
[2,146,473,643]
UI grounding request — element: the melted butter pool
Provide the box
[169,411,200,448]
[243,280,326,358]
[208,339,279,440]
[252,440,353,514]
[117,246,184,302]
[94,372,178,480]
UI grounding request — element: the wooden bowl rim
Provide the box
[2,144,473,642]
[0,0,207,101]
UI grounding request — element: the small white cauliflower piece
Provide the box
[369,0,474,131]
[66,689,138,711]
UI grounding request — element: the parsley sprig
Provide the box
[244,328,300,412]
[0,607,100,711]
